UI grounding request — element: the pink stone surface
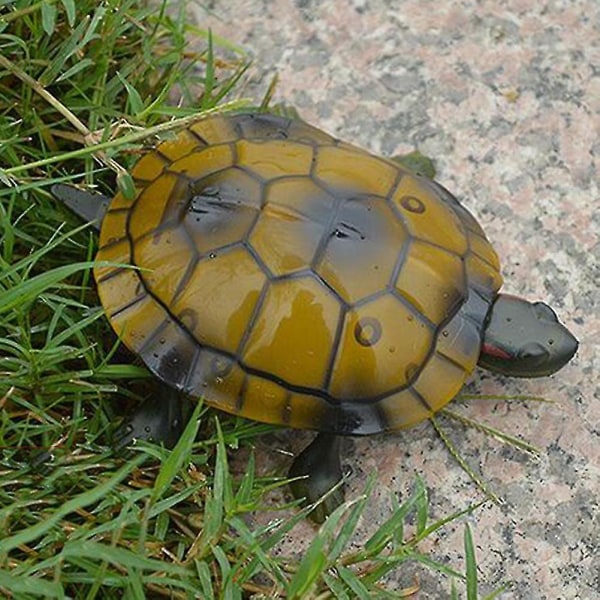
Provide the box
[193,2,598,597]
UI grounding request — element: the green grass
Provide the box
[0,1,506,597]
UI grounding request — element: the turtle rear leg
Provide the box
[51,183,110,230]
[113,383,191,451]
[288,433,345,523]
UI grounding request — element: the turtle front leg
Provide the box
[113,383,191,451]
[288,433,345,523]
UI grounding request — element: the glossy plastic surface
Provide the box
[95,112,503,434]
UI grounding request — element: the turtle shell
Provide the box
[95,112,503,435]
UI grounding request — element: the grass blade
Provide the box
[151,400,203,503]
[465,524,478,600]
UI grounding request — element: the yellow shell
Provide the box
[95,113,502,435]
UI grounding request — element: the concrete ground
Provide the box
[193,2,598,597]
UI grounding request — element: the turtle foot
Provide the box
[288,433,345,523]
[113,385,190,451]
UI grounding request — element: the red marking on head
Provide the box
[481,342,512,360]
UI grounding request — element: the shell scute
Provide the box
[390,174,468,256]
[329,294,433,399]
[235,138,315,180]
[314,197,408,304]
[241,276,341,390]
[314,145,399,197]
[171,246,266,354]
[184,171,261,254]
[394,240,466,325]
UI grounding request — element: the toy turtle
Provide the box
[53,112,578,519]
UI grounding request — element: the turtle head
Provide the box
[479,294,578,377]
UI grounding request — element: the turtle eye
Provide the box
[518,342,550,366]
[533,302,558,323]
